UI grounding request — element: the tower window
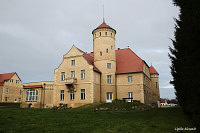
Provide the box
[106,48,108,53]
[111,33,112,36]
[100,32,101,36]
[100,51,102,56]
[105,32,107,36]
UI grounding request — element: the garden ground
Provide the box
[0,103,195,133]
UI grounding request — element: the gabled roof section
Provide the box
[115,48,144,74]
[77,48,101,73]
[150,65,159,75]
[0,72,16,85]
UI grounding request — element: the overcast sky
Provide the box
[0,0,179,99]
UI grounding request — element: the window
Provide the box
[71,60,75,66]
[71,71,75,78]
[128,76,133,82]
[128,92,133,102]
[6,88,8,94]
[10,79,14,83]
[107,75,112,84]
[16,80,20,84]
[105,32,107,36]
[70,90,74,101]
[106,48,108,53]
[111,46,113,49]
[60,90,64,101]
[61,72,65,81]
[100,32,101,36]
[81,70,85,79]
[111,33,112,36]
[5,97,9,102]
[20,90,22,95]
[156,82,158,88]
[107,63,111,69]
[100,51,102,56]
[26,89,38,102]
[18,98,21,102]
[81,89,86,100]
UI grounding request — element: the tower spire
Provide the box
[103,4,105,23]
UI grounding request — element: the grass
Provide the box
[0,103,194,133]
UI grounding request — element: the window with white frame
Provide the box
[81,89,85,100]
[81,70,85,79]
[70,90,74,101]
[26,89,38,102]
[61,72,65,81]
[128,76,133,82]
[128,92,133,102]
[107,63,111,69]
[71,71,75,78]
[6,88,8,94]
[71,60,75,66]
[107,75,112,84]
[60,90,64,101]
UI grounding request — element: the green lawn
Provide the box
[0,103,194,133]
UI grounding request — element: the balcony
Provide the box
[64,77,77,85]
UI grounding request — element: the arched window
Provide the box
[100,51,102,56]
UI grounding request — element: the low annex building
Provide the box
[22,21,160,108]
[0,72,23,103]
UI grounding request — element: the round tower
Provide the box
[92,21,117,102]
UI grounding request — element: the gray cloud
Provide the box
[0,0,179,99]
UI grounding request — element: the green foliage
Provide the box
[0,107,193,133]
[169,0,200,130]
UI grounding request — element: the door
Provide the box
[106,92,113,103]
[128,92,133,102]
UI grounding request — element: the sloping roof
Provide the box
[23,85,43,89]
[0,72,16,85]
[92,21,116,33]
[77,48,101,73]
[150,65,159,75]
[115,48,144,74]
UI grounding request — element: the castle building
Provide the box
[0,72,23,103]
[21,21,160,108]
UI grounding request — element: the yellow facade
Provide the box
[22,21,160,108]
[0,73,23,103]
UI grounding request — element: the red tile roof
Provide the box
[115,48,144,74]
[23,85,43,89]
[0,72,16,85]
[77,48,101,73]
[150,65,159,75]
[93,21,116,33]
[77,47,154,75]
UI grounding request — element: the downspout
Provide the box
[100,73,102,103]
[43,83,46,108]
